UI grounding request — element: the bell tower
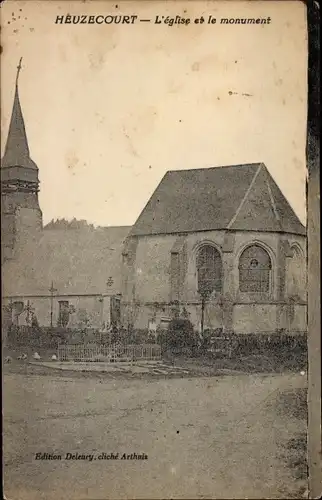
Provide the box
[1,58,43,262]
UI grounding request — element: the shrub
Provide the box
[7,325,60,348]
[161,319,198,353]
[126,328,148,344]
[231,333,307,359]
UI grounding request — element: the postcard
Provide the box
[1,1,320,499]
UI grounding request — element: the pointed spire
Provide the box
[2,58,37,170]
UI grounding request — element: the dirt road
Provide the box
[3,370,307,499]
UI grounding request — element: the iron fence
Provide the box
[57,343,161,362]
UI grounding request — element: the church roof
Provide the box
[1,61,38,171]
[130,163,306,236]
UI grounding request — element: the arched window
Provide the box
[239,245,271,293]
[287,245,305,298]
[197,245,222,295]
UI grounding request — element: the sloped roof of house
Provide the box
[130,163,306,236]
[3,225,131,296]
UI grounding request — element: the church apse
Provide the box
[126,164,307,335]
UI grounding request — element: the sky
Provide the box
[1,0,308,227]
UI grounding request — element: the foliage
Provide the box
[160,318,198,353]
[31,313,40,329]
[44,218,94,230]
[230,333,307,359]
[76,308,92,331]
[7,325,58,348]
[110,326,128,345]
[198,328,217,352]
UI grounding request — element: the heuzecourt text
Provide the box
[54,14,272,26]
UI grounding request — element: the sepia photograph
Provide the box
[1,1,318,499]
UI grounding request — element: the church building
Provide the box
[1,64,307,337]
[121,165,307,335]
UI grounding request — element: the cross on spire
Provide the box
[16,57,23,87]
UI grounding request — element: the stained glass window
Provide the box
[197,245,222,296]
[239,245,271,292]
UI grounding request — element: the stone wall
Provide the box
[1,190,43,262]
[121,229,307,334]
[2,294,115,330]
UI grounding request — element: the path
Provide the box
[3,371,307,499]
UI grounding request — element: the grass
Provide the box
[275,387,308,498]
[165,352,307,374]
[275,387,308,420]
[4,343,307,382]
